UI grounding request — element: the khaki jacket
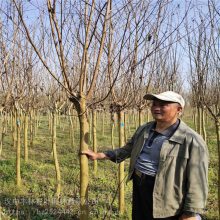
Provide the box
[109,120,209,218]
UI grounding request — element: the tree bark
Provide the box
[118,110,125,214]
[111,121,115,150]
[134,112,138,130]
[69,108,74,148]
[193,109,197,130]
[30,110,34,148]
[138,109,143,126]
[78,98,89,220]
[145,109,149,123]
[215,119,220,218]
[124,112,127,143]
[24,113,28,162]
[12,109,17,149]
[16,108,21,187]
[52,110,61,198]
[197,106,202,135]
[102,111,105,137]
[92,109,97,175]
[201,108,207,143]
[0,113,6,157]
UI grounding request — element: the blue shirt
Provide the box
[135,119,180,176]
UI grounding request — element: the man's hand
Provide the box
[81,149,108,160]
[179,214,198,220]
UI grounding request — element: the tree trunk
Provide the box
[89,112,92,144]
[110,113,115,150]
[92,109,97,175]
[12,109,17,149]
[134,111,138,130]
[0,117,2,156]
[124,112,127,143]
[24,113,29,162]
[5,112,9,134]
[48,110,51,131]
[16,108,21,187]
[37,110,41,128]
[111,122,115,150]
[77,98,89,220]
[52,110,61,198]
[138,109,143,126]
[215,119,220,218]
[30,110,34,148]
[35,110,39,135]
[32,109,36,137]
[193,109,197,130]
[197,107,202,135]
[102,111,105,137]
[118,110,125,214]
[57,110,61,128]
[201,108,207,143]
[0,113,6,157]
[127,111,131,136]
[69,108,74,148]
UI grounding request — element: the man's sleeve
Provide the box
[183,135,209,214]
[104,124,146,163]
[104,134,135,163]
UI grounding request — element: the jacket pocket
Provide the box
[168,146,189,159]
[161,142,189,159]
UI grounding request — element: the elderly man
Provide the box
[82,91,208,220]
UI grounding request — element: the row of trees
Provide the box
[0,0,219,219]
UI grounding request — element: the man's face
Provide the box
[150,100,182,123]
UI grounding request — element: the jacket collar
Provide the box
[168,120,187,144]
[143,120,187,144]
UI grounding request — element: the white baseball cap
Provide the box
[143,91,185,108]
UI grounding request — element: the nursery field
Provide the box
[0,112,218,220]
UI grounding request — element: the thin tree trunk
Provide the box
[201,108,207,143]
[52,110,61,198]
[127,111,131,136]
[111,113,115,150]
[0,119,2,156]
[78,99,89,220]
[193,108,197,131]
[197,107,202,135]
[124,112,127,143]
[146,108,150,123]
[24,113,29,162]
[215,119,220,218]
[37,111,41,128]
[48,110,51,131]
[30,110,34,148]
[10,112,13,131]
[102,111,105,137]
[89,111,92,144]
[57,110,61,128]
[12,109,17,149]
[5,112,9,134]
[118,110,125,214]
[134,112,138,130]
[138,109,143,126]
[69,108,74,148]
[32,109,36,137]
[92,109,97,175]
[16,108,21,187]
[35,110,39,135]
[0,113,6,157]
